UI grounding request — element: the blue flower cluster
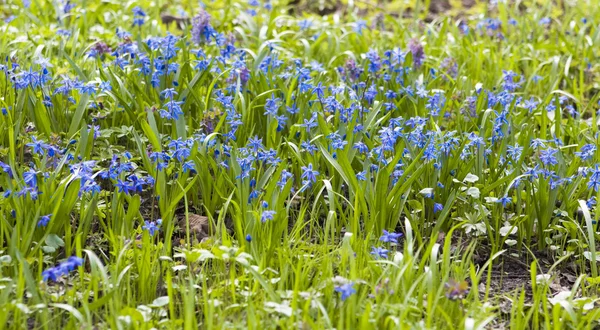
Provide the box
[42,256,84,282]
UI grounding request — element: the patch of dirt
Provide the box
[473,247,580,305]
[172,212,211,247]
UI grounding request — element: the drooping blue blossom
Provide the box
[182,161,196,173]
[356,171,367,181]
[588,165,600,191]
[37,214,52,227]
[23,169,38,188]
[496,196,512,208]
[0,161,13,178]
[277,170,293,191]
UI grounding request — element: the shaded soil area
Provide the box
[286,0,478,19]
[471,245,582,305]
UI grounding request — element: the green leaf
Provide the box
[67,94,91,137]
[45,234,64,249]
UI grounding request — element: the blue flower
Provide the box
[264,94,280,116]
[79,83,96,95]
[365,49,381,73]
[42,269,59,282]
[162,100,184,120]
[298,19,312,30]
[416,84,428,98]
[530,138,546,149]
[116,179,131,194]
[380,230,403,243]
[522,97,539,112]
[502,70,523,91]
[370,246,389,259]
[587,197,596,209]
[496,196,512,208]
[300,113,318,132]
[433,203,444,213]
[356,171,367,181]
[507,144,523,160]
[286,103,299,115]
[172,147,191,162]
[160,88,178,100]
[26,136,49,155]
[408,39,425,68]
[132,6,146,26]
[42,256,84,282]
[132,7,146,17]
[353,142,369,154]
[248,135,264,152]
[301,141,318,154]
[575,144,596,161]
[143,219,162,236]
[539,148,558,166]
[277,170,293,191]
[588,165,600,191]
[312,83,325,99]
[23,170,38,188]
[301,163,319,185]
[0,161,13,178]
[37,214,52,227]
[182,161,196,173]
[334,282,356,301]
[261,210,276,223]
[353,20,367,34]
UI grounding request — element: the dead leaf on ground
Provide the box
[179,214,210,241]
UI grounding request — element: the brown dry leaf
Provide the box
[436,231,447,244]
[160,13,189,30]
[180,214,210,241]
[286,195,305,208]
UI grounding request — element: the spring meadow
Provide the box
[3,0,600,328]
